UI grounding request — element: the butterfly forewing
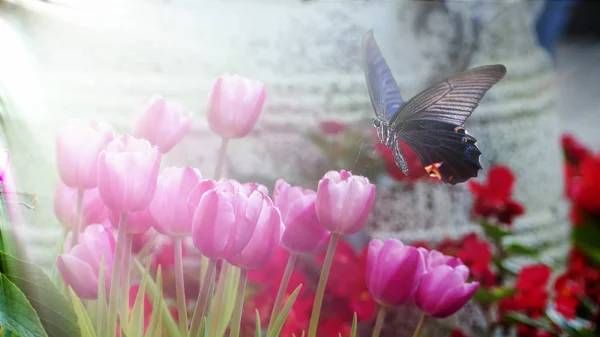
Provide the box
[390,65,506,127]
[361,30,404,121]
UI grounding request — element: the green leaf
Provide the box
[254,310,261,337]
[503,312,557,333]
[0,251,80,337]
[199,317,207,337]
[349,312,357,337]
[134,259,180,337]
[207,263,240,337]
[95,256,107,337]
[572,225,600,266]
[67,288,96,337]
[144,266,163,337]
[128,261,152,337]
[0,273,48,337]
[267,284,302,337]
[474,287,517,305]
[480,221,513,241]
[505,243,538,257]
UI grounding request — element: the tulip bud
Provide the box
[54,180,107,231]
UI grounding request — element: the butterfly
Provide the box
[361,30,507,185]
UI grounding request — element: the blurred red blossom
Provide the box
[571,154,600,213]
[319,120,348,135]
[375,141,433,183]
[469,165,525,225]
[500,264,551,316]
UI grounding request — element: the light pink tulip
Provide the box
[132,95,193,153]
[366,239,425,307]
[413,250,479,318]
[191,189,263,259]
[108,207,158,234]
[149,167,202,237]
[187,179,267,213]
[57,224,115,299]
[53,180,107,231]
[97,135,161,213]
[228,196,283,269]
[56,119,115,189]
[0,148,8,181]
[272,179,330,254]
[315,170,376,235]
[206,74,266,139]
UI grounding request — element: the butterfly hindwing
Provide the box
[397,119,482,184]
[391,65,506,127]
[361,30,404,121]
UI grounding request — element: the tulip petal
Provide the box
[57,255,99,299]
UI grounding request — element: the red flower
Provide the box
[375,141,434,183]
[450,329,471,337]
[571,154,600,213]
[469,165,525,225]
[553,274,584,319]
[561,134,590,166]
[319,317,352,337]
[500,264,552,316]
[437,234,496,288]
[319,120,348,135]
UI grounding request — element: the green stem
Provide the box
[71,189,85,245]
[266,253,298,335]
[411,313,428,337]
[106,213,128,337]
[209,261,230,337]
[119,233,133,330]
[174,238,189,337]
[189,258,217,337]
[214,138,229,180]
[371,305,387,337]
[307,234,340,337]
[230,268,248,337]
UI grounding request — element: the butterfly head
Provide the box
[372,118,394,147]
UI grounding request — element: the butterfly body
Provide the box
[362,30,506,185]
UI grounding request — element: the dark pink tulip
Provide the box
[56,119,115,189]
[191,189,263,260]
[366,239,425,307]
[132,95,193,153]
[206,74,266,139]
[97,135,161,213]
[228,196,283,269]
[315,170,376,235]
[272,179,330,254]
[108,207,158,234]
[149,167,202,237]
[57,224,115,299]
[413,250,479,318]
[53,180,107,231]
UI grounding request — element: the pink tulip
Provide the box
[315,170,376,235]
[108,207,158,234]
[0,148,8,181]
[206,74,266,139]
[54,180,107,231]
[56,119,115,189]
[149,167,202,237]
[131,229,155,255]
[272,179,330,254]
[57,224,115,299]
[228,196,283,269]
[97,135,161,213]
[413,250,479,318]
[187,179,267,213]
[191,189,263,259]
[366,239,425,307]
[132,95,193,153]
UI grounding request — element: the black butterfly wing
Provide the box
[397,120,482,184]
[391,65,506,127]
[391,65,506,184]
[361,30,405,121]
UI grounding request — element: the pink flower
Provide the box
[56,119,115,189]
[315,170,376,235]
[131,229,155,254]
[414,251,479,318]
[132,95,193,153]
[57,224,115,299]
[108,207,158,234]
[0,148,8,181]
[97,135,161,213]
[191,189,263,260]
[272,179,330,254]
[149,167,202,237]
[53,180,107,231]
[206,74,266,139]
[366,239,425,306]
[228,196,283,269]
